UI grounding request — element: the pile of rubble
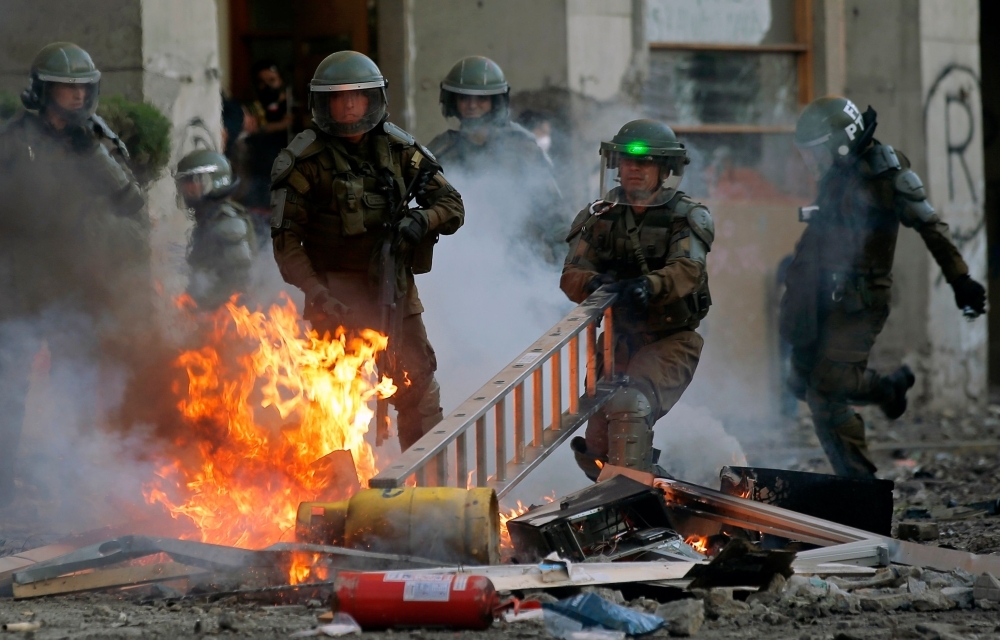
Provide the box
[1,462,999,639]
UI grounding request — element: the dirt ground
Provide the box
[1,403,998,639]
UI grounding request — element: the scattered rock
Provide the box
[897,521,939,541]
[973,572,1000,603]
[940,586,974,609]
[907,577,927,594]
[653,598,704,637]
[218,612,238,631]
[911,590,957,612]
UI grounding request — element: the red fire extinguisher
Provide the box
[331,571,501,630]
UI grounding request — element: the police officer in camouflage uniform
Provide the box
[562,120,713,479]
[270,51,465,451]
[175,150,256,310]
[780,96,986,478]
[428,56,565,261]
[0,43,144,506]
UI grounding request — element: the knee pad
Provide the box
[605,387,655,471]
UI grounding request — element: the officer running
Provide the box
[175,150,256,310]
[780,96,986,478]
[0,43,144,506]
[562,120,713,479]
[269,51,465,452]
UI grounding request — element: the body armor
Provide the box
[187,200,255,309]
[568,192,712,333]
[272,123,439,277]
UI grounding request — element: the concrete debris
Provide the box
[972,572,1000,603]
[897,521,940,541]
[652,598,704,636]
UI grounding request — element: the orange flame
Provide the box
[499,493,557,550]
[289,552,330,585]
[144,294,395,563]
[685,535,709,555]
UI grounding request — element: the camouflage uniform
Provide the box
[561,120,713,478]
[271,52,465,451]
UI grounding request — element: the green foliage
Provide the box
[96,94,172,187]
[0,90,20,122]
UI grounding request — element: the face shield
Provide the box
[41,79,100,127]
[310,85,386,137]
[600,148,684,208]
[175,165,231,208]
[796,142,836,181]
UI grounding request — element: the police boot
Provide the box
[877,365,915,420]
[571,436,606,482]
[605,387,655,472]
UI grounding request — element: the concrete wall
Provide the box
[0,0,143,99]
[140,0,224,303]
[918,0,987,404]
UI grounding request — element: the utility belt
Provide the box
[821,269,891,312]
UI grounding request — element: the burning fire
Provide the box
[499,493,557,550]
[288,552,330,585]
[685,535,709,555]
[144,294,395,551]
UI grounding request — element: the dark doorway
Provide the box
[981,0,1000,389]
[228,0,376,110]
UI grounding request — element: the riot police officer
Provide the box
[780,96,986,478]
[562,120,713,479]
[0,43,144,506]
[428,56,565,262]
[175,150,256,309]
[270,51,465,451]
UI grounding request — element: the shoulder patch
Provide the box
[90,114,130,160]
[863,143,901,176]
[893,168,927,201]
[383,121,416,146]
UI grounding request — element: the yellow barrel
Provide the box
[297,487,500,565]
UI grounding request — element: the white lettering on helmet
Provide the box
[842,100,864,140]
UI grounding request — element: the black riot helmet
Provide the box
[439,56,510,125]
[21,42,101,127]
[308,51,387,137]
[600,119,690,207]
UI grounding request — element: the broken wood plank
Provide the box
[0,544,78,591]
[12,562,208,599]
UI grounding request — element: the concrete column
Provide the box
[918,0,987,405]
[566,0,633,100]
[140,0,223,304]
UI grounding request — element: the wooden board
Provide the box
[0,545,78,590]
[13,562,208,599]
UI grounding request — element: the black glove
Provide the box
[619,277,653,311]
[952,275,986,317]
[585,274,616,294]
[306,285,351,326]
[393,209,430,252]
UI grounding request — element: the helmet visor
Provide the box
[797,144,835,180]
[175,172,215,206]
[310,87,386,136]
[600,149,684,207]
[43,80,100,126]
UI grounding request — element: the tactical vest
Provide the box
[586,193,711,332]
[300,131,436,275]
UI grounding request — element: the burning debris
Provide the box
[144,294,395,550]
